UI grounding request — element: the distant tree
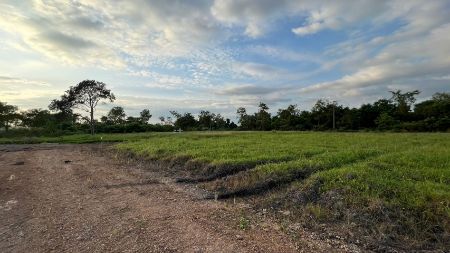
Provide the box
[374,98,397,114]
[198,110,214,130]
[166,116,173,125]
[255,102,271,130]
[415,92,450,118]
[100,116,109,123]
[49,93,73,114]
[158,116,167,125]
[338,108,360,130]
[259,102,269,111]
[431,92,450,102]
[311,99,334,129]
[236,107,247,125]
[213,113,227,129]
[298,111,314,130]
[276,104,300,130]
[20,109,52,128]
[310,100,347,130]
[126,116,141,124]
[375,112,398,130]
[413,92,450,131]
[358,99,396,129]
[225,118,238,129]
[169,110,181,119]
[48,96,78,130]
[107,106,126,124]
[0,102,19,131]
[358,103,376,129]
[390,90,420,118]
[50,80,115,134]
[139,109,152,124]
[171,112,197,130]
[311,99,328,128]
[236,107,255,130]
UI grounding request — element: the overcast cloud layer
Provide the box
[1,0,449,121]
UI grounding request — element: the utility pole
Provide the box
[332,100,336,130]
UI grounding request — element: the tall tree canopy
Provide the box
[107,106,126,124]
[198,110,214,130]
[139,109,152,124]
[236,107,255,130]
[20,109,52,128]
[170,111,197,130]
[256,102,271,130]
[0,102,19,131]
[49,80,115,134]
[390,89,420,118]
[275,104,301,130]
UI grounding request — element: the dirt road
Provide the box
[0,144,359,253]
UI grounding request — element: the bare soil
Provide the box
[0,144,362,252]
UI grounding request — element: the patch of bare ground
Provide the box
[0,144,362,252]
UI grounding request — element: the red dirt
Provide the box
[0,144,361,252]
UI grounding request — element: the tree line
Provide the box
[164,89,449,132]
[1,79,449,136]
[235,90,449,132]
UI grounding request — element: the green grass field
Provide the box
[2,131,449,249]
[115,132,449,209]
[116,131,450,249]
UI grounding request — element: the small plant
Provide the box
[239,215,250,230]
[306,203,330,221]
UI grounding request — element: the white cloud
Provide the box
[215,84,279,96]
[144,74,189,90]
[0,76,60,109]
[301,21,450,96]
[211,0,392,37]
[247,45,322,64]
[0,0,228,69]
[211,0,292,37]
[0,0,449,116]
[232,62,287,80]
[292,1,390,36]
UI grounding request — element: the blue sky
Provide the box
[1,0,449,122]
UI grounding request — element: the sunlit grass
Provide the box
[117,131,450,241]
[2,130,449,247]
[116,132,449,211]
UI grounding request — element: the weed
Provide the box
[305,203,330,220]
[239,215,250,230]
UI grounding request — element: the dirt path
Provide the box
[0,144,360,253]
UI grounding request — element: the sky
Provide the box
[1,0,449,122]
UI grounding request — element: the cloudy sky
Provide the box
[1,0,449,121]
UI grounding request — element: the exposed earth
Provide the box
[0,144,363,252]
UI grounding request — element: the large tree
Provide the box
[107,106,126,124]
[212,113,226,130]
[139,109,152,124]
[50,80,115,135]
[415,92,450,118]
[198,110,214,130]
[276,104,301,130]
[20,109,52,128]
[236,107,254,130]
[0,102,19,131]
[170,111,197,130]
[390,89,420,119]
[255,102,271,130]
